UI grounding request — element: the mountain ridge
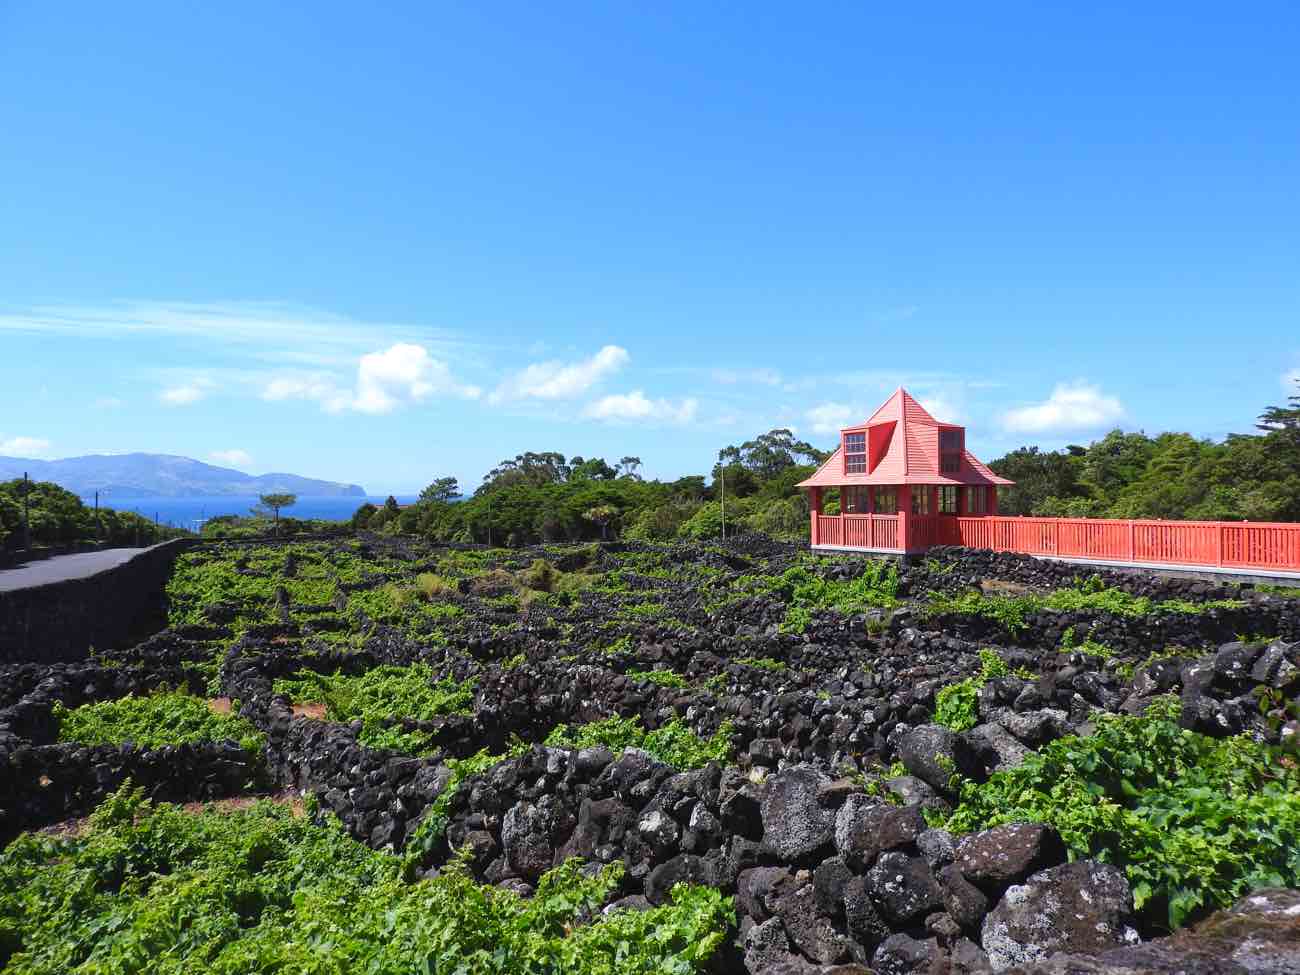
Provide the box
[0,452,366,498]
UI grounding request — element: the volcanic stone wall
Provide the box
[0,538,199,664]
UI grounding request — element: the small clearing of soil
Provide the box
[291,702,328,720]
[207,697,232,714]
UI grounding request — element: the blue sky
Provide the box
[2,2,1297,494]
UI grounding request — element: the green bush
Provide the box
[926,581,1245,637]
[272,664,474,754]
[932,649,1009,731]
[53,689,263,757]
[628,668,688,688]
[942,697,1300,929]
[767,558,900,633]
[545,715,734,770]
[0,785,733,974]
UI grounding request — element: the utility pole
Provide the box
[486,494,493,547]
[719,457,726,542]
[21,471,31,552]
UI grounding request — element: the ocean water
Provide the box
[84,495,419,532]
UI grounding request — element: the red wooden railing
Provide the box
[814,513,900,550]
[813,513,1300,571]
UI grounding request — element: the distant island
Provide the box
[0,453,366,498]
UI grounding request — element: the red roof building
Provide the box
[798,388,1013,552]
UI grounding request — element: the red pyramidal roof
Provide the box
[797,388,1013,488]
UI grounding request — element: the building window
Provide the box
[844,432,866,474]
[967,486,987,514]
[939,428,962,474]
[873,487,897,513]
[842,486,869,513]
[939,486,958,513]
[912,487,931,515]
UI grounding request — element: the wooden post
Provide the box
[809,488,821,547]
[1127,521,1135,562]
[898,485,911,553]
[1216,524,1224,566]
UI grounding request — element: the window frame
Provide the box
[939,485,958,514]
[843,431,866,475]
[966,485,987,514]
[873,486,898,514]
[912,487,931,515]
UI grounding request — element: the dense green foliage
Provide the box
[943,698,1300,929]
[628,668,689,688]
[0,478,187,549]
[932,649,1009,731]
[989,381,1300,520]
[272,664,475,754]
[544,716,735,770]
[926,577,1244,636]
[53,690,263,756]
[349,429,822,546]
[766,558,900,633]
[0,786,733,974]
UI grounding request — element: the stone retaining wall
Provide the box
[0,539,199,664]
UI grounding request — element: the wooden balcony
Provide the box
[811,512,1300,573]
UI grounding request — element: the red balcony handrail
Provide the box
[813,512,1300,571]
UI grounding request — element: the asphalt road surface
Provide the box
[0,548,149,593]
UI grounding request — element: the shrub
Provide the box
[0,785,734,974]
[54,689,264,757]
[628,669,688,688]
[415,572,458,599]
[272,664,474,754]
[942,697,1300,929]
[545,716,735,770]
[933,649,1009,732]
[768,558,900,633]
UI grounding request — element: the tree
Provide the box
[258,493,297,536]
[618,456,643,480]
[419,477,460,504]
[583,504,618,540]
[477,452,571,494]
[989,446,1087,515]
[570,457,618,481]
[720,429,828,479]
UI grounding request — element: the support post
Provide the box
[1216,524,1224,566]
[1127,520,1135,562]
[809,488,821,547]
[898,485,911,553]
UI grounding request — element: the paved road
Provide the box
[0,548,149,593]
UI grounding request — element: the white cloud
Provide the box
[209,449,254,468]
[0,301,472,368]
[262,373,352,411]
[918,395,965,424]
[0,436,52,457]
[805,402,857,435]
[582,390,698,424]
[712,367,782,386]
[262,343,480,414]
[159,382,209,406]
[490,345,629,404]
[353,343,481,413]
[1002,382,1125,434]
